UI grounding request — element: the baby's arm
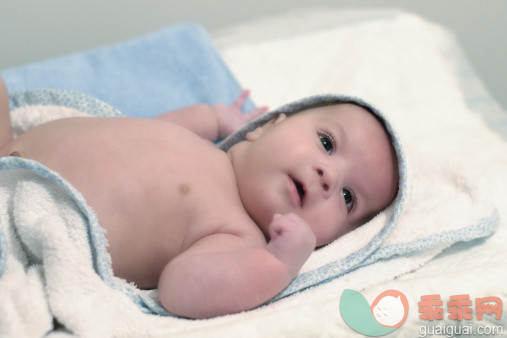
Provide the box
[0,77,13,149]
[158,213,316,319]
[154,90,268,141]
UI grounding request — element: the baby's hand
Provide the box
[266,213,316,277]
[213,90,268,139]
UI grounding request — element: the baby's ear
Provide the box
[246,113,286,141]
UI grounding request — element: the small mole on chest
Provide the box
[178,183,191,196]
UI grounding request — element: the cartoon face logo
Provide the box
[340,289,409,336]
[371,290,409,328]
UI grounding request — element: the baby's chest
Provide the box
[58,121,242,240]
[89,130,251,262]
[110,134,241,225]
[138,147,238,218]
[119,145,257,253]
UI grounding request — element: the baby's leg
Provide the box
[0,76,13,152]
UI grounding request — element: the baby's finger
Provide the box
[269,218,284,240]
[233,89,250,108]
[244,106,269,121]
[285,213,310,230]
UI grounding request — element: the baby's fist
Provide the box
[267,213,316,277]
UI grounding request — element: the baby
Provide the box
[0,77,398,319]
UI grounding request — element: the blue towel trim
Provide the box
[8,88,123,117]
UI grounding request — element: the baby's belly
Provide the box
[8,116,233,288]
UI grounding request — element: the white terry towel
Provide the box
[0,10,501,337]
[0,88,497,337]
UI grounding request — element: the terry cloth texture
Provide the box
[0,90,497,336]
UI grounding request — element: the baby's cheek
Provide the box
[311,211,344,247]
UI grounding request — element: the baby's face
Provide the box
[228,104,398,247]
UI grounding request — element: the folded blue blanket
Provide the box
[1,23,255,118]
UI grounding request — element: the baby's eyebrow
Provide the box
[337,125,348,149]
[326,117,347,149]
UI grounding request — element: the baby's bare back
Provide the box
[4,117,253,288]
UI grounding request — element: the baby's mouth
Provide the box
[291,177,306,206]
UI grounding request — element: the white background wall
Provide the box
[1,0,505,109]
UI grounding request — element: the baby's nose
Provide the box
[315,166,339,197]
[316,168,330,191]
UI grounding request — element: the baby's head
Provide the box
[226,101,399,247]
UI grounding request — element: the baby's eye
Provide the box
[343,188,354,211]
[318,132,334,155]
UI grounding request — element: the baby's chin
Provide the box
[240,192,277,224]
